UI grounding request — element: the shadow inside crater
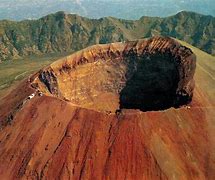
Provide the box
[119,52,183,111]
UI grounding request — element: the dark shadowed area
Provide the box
[120,52,180,111]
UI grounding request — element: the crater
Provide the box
[32,37,196,112]
[120,52,180,111]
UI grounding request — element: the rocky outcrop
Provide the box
[33,37,196,111]
[38,70,59,96]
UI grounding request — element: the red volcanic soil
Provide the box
[0,37,215,179]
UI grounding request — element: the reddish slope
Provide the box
[0,96,211,179]
[0,37,214,179]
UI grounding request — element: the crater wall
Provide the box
[32,37,196,111]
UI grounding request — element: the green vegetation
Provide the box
[0,11,214,62]
[0,52,70,97]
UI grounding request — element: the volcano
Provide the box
[0,37,215,179]
[33,36,195,112]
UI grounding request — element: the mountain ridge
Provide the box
[0,11,214,61]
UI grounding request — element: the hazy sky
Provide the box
[0,0,214,20]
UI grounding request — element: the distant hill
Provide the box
[0,11,215,61]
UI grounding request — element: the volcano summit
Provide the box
[0,37,214,179]
[32,37,196,112]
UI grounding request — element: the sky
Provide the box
[0,0,214,20]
